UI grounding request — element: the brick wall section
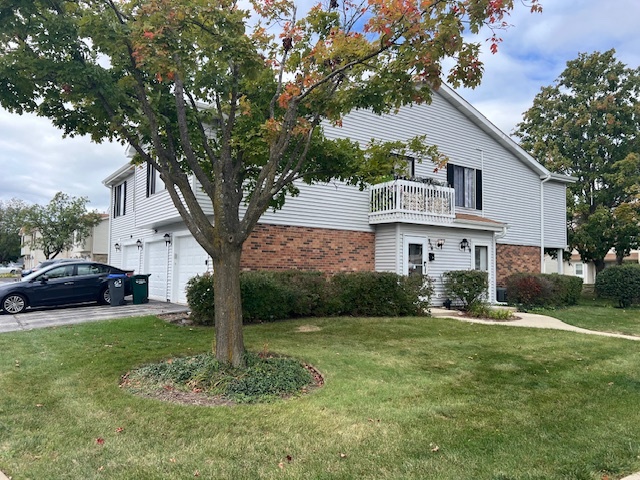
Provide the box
[241,223,375,274]
[496,244,541,286]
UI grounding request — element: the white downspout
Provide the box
[540,173,552,273]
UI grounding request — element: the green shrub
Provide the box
[331,271,432,316]
[275,270,328,317]
[186,270,431,323]
[240,271,294,323]
[467,303,515,320]
[505,273,583,308]
[185,273,215,325]
[545,273,582,306]
[442,270,488,310]
[595,264,640,308]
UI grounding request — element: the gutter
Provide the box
[540,173,552,272]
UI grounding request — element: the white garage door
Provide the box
[144,241,168,300]
[123,245,140,273]
[175,236,209,304]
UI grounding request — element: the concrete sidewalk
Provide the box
[431,307,640,341]
[0,299,189,333]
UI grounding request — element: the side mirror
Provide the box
[39,275,49,283]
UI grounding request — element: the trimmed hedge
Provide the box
[186,270,433,325]
[595,264,640,308]
[504,273,582,308]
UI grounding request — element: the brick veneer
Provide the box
[496,244,541,286]
[241,223,375,274]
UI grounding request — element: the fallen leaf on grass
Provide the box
[278,462,284,469]
[115,427,124,433]
[430,443,440,452]
[96,438,105,445]
[339,453,347,458]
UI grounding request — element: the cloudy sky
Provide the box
[1,0,639,213]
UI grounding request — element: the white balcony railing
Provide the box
[369,179,456,225]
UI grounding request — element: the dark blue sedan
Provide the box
[1,261,133,314]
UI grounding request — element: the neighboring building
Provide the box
[546,249,640,285]
[103,84,575,305]
[21,214,109,268]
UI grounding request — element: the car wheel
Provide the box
[2,294,27,314]
[99,286,110,305]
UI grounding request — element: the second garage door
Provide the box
[174,236,209,304]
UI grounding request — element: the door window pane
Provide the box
[408,243,423,276]
[474,246,488,271]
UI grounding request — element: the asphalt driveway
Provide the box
[0,298,189,333]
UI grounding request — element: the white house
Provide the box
[545,249,640,285]
[21,214,110,269]
[103,84,575,305]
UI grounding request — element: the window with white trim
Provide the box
[146,165,165,197]
[574,262,584,278]
[474,245,488,271]
[447,164,482,210]
[113,181,127,218]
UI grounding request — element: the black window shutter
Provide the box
[123,181,127,216]
[475,170,483,210]
[447,164,454,188]
[113,187,117,218]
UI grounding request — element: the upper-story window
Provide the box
[113,181,127,218]
[391,154,415,178]
[146,165,165,197]
[447,163,483,210]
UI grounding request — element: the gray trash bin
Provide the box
[108,274,127,306]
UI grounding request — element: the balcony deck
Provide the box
[369,179,456,225]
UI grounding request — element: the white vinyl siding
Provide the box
[374,224,400,273]
[323,92,547,247]
[543,180,568,248]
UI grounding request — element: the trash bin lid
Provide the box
[108,273,128,278]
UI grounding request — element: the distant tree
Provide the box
[515,50,640,273]
[0,0,542,366]
[23,193,102,260]
[0,198,28,264]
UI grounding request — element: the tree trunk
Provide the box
[212,241,245,367]
[594,258,606,274]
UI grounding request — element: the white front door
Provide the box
[403,235,428,276]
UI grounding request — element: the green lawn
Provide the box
[1,315,640,479]
[541,298,640,337]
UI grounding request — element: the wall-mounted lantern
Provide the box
[459,238,470,252]
[136,239,143,250]
[164,233,172,246]
[436,239,445,249]
[114,243,121,252]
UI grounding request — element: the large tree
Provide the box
[515,50,640,273]
[23,192,103,260]
[0,0,541,366]
[0,198,28,264]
